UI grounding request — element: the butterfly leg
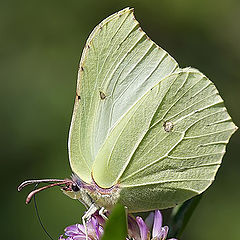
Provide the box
[82,203,99,240]
[99,207,108,220]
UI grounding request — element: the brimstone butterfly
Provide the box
[18,7,237,233]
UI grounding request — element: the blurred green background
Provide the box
[1,0,239,239]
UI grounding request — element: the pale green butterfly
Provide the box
[18,7,237,235]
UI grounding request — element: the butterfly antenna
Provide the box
[33,183,55,240]
[18,179,73,204]
[18,179,66,191]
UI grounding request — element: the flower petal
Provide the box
[94,214,105,227]
[145,212,154,231]
[92,216,101,239]
[136,216,149,240]
[65,224,79,233]
[72,236,88,240]
[128,215,141,240]
[76,224,86,234]
[159,226,169,240]
[65,224,84,237]
[152,210,162,238]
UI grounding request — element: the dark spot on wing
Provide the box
[163,121,174,132]
[80,66,84,71]
[100,91,106,100]
[76,93,81,100]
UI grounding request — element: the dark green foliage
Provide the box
[169,194,202,238]
[101,204,127,240]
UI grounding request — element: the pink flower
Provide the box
[59,213,104,240]
[129,210,177,240]
[59,210,177,240]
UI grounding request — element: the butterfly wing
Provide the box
[69,8,237,212]
[68,8,178,183]
[92,68,237,211]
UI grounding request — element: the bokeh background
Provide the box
[1,0,239,239]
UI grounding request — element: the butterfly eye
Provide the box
[72,184,80,192]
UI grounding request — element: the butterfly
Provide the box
[18,7,237,238]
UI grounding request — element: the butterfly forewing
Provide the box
[69,8,178,183]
